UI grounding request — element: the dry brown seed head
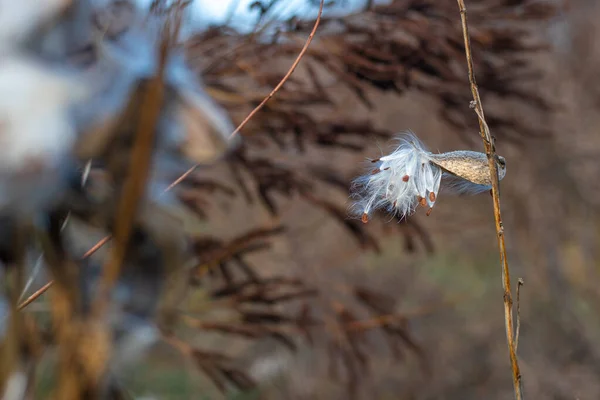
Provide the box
[402,175,409,182]
[429,192,435,202]
[361,213,369,224]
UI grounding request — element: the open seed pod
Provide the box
[429,151,507,186]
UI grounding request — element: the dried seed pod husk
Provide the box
[429,151,506,186]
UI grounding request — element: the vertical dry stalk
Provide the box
[94,35,169,311]
[455,1,523,399]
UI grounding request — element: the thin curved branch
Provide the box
[165,0,325,192]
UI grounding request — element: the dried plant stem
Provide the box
[228,0,323,139]
[94,69,166,311]
[92,4,183,319]
[164,0,325,192]
[17,280,53,311]
[456,1,523,399]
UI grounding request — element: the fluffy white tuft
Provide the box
[350,131,442,221]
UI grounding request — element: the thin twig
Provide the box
[515,278,523,352]
[82,235,111,258]
[17,235,111,310]
[18,206,79,303]
[17,281,53,311]
[164,0,325,192]
[230,0,323,139]
[455,1,523,399]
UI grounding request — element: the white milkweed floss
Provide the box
[351,131,507,222]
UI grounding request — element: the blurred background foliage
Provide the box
[8,0,600,399]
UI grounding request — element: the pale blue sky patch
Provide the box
[195,0,317,32]
[133,0,391,34]
[192,0,392,32]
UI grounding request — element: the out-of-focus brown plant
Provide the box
[190,0,558,147]
[1,0,562,399]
